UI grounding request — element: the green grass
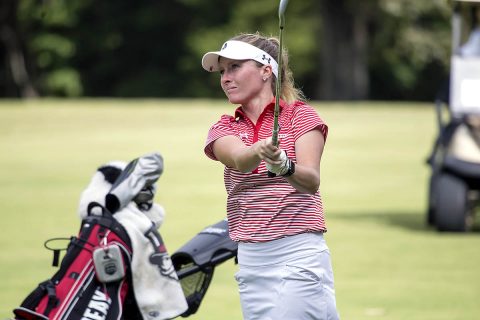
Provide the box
[1,99,479,320]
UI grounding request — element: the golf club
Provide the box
[268,0,289,177]
[271,0,289,147]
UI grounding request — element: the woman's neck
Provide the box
[241,92,274,124]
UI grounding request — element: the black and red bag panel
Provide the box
[13,215,133,320]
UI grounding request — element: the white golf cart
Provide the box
[427,0,480,231]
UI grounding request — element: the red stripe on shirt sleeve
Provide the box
[292,103,328,142]
[204,114,236,160]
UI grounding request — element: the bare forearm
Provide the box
[230,146,262,172]
[284,164,320,194]
[265,130,324,194]
[213,136,264,173]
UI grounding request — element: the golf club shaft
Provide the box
[272,0,289,147]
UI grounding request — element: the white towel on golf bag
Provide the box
[78,161,188,320]
[114,204,188,320]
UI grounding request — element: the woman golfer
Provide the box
[202,32,339,320]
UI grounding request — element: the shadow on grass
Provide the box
[332,211,480,233]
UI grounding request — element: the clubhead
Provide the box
[279,0,289,26]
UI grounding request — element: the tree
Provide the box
[0,0,37,97]
[317,0,372,100]
[369,0,450,100]
[2,0,452,100]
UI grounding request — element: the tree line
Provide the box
[0,0,452,101]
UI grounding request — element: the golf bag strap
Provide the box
[42,280,59,316]
[87,201,112,217]
[15,280,58,318]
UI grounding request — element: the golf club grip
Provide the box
[267,171,276,178]
[272,128,279,146]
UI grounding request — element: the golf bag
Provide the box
[13,204,140,320]
[12,151,239,319]
[12,152,188,320]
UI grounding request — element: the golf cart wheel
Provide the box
[427,173,439,226]
[434,173,470,232]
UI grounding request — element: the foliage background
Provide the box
[1,0,453,100]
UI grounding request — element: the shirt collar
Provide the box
[234,97,287,120]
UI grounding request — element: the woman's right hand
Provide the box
[253,137,282,164]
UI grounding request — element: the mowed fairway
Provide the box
[1,99,479,319]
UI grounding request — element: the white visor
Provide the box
[202,40,278,78]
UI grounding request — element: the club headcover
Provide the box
[105,152,163,213]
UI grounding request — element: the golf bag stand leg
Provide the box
[171,219,238,317]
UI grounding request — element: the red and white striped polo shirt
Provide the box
[205,99,329,243]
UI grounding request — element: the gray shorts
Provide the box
[235,233,339,320]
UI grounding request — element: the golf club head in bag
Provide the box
[171,219,238,317]
[105,152,163,214]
